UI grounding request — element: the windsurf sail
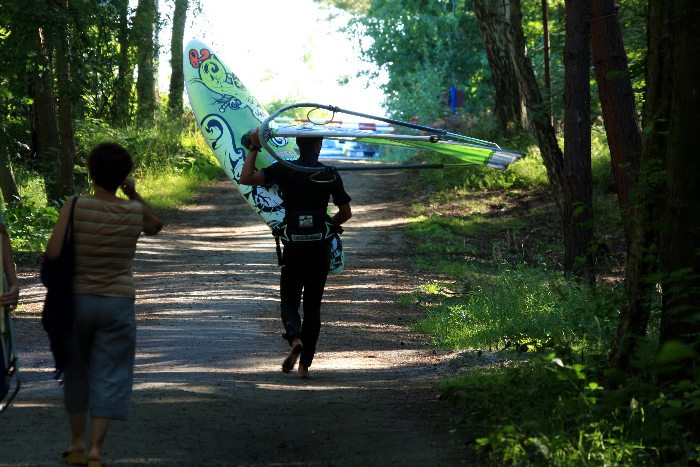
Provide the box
[259,103,523,172]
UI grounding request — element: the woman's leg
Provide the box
[68,412,87,453]
[87,417,111,462]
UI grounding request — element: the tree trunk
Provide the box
[168,0,188,117]
[562,0,594,282]
[113,0,133,127]
[34,27,62,203]
[658,0,700,384]
[505,0,565,208]
[542,0,553,128]
[55,0,75,197]
[0,137,20,205]
[135,0,157,125]
[590,0,642,248]
[473,0,526,133]
[609,0,670,373]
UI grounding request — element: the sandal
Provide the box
[87,460,105,467]
[282,343,303,373]
[60,450,87,465]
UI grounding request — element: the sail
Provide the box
[270,124,522,170]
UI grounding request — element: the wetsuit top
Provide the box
[261,160,351,215]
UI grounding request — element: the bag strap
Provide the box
[62,196,78,248]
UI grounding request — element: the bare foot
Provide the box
[282,339,303,373]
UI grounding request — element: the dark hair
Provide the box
[87,142,133,192]
[296,136,323,156]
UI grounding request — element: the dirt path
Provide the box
[1,164,471,466]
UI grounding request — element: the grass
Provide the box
[136,168,219,213]
[397,123,698,464]
[4,113,223,259]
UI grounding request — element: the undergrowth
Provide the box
[399,123,699,464]
[4,111,222,258]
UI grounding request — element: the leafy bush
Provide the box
[74,113,220,179]
[5,201,58,255]
[4,112,222,257]
[440,355,700,465]
[412,263,620,355]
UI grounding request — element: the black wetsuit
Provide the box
[262,160,351,368]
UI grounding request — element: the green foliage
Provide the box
[313,0,371,14]
[4,202,58,255]
[349,0,491,122]
[74,110,221,182]
[412,264,620,354]
[4,111,222,256]
[440,355,700,465]
[264,97,317,120]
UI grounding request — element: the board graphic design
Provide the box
[183,39,345,273]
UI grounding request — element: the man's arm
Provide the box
[239,148,267,186]
[332,203,351,226]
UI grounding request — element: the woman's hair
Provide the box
[87,142,133,192]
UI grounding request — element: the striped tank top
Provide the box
[73,196,143,298]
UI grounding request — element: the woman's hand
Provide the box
[0,284,19,308]
[121,177,137,200]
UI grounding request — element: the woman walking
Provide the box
[46,142,163,466]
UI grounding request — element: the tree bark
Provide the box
[473,0,527,133]
[505,0,565,208]
[658,0,700,383]
[55,0,75,197]
[34,27,62,203]
[590,0,642,247]
[609,0,673,374]
[168,0,188,117]
[113,0,133,127]
[0,137,20,205]
[135,0,157,125]
[562,0,594,282]
[542,0,553,128]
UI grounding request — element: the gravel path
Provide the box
[1,163,471,466]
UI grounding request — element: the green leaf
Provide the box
[657,340,696,364]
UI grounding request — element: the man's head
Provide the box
[87,142,133,192]
[296,136,323,160]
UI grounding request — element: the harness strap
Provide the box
[275,235,283,266]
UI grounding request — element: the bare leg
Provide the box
[87,417,111,462]
[282,337,303,373]
[68,412,87,453]
[298,362,310,378]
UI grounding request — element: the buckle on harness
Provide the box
[291,232,324,242]
[298,215,315,228]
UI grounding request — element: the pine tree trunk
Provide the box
[562,0,594,282]
[55,0,75,197]
[0,137,20,205]
[505,0,565,208]
[542,0,553,128]
[590,0,642,247]
[610,0,669,372]
[473,0,526,132]
[135,0,156,125]
[168,0,188,117]
[658,0,700,383]
[113,0,133,127]
[34,27,62,203]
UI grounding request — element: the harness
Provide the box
[272,210,343,266]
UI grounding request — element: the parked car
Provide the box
[319,139,345,158]
[343,141,380,158]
